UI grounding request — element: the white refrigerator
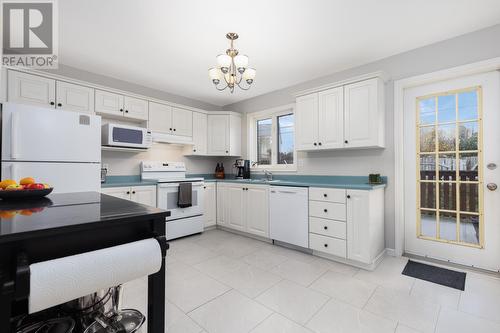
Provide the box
[1,103,101,193]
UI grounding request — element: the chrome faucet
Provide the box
[263,170,273,181]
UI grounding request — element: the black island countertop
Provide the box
[0,191,169,243]
[0,192,169,333]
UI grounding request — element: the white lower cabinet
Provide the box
[308,187,385,268]
[346,189,385,264]
[245,185,269,238]
[216,183,269,238]
[101,185,157,207]
[203,182,216,227]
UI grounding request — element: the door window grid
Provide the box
[416,86,483,248]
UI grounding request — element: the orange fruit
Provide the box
[0,211,17,218]
[0,179,17,189]
[20,177,35,185]
[43,183,51,189]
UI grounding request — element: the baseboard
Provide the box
[385,248,396,257]
[215,225,272,244]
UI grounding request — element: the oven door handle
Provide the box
[157,183,204,188]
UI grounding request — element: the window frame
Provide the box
[247,103,297,172]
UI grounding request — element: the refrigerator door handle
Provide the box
[11,112,19,159]
[10,163,18,181]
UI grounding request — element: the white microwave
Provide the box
[101,123,152,149]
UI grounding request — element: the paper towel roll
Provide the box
[29,238,162,314]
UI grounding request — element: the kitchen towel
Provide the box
[177,182,192,208]
[29,238,162,314]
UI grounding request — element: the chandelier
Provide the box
[208,33,256,93]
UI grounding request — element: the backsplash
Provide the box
[102,143,233,176]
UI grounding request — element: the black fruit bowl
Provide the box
[0,188,53,200]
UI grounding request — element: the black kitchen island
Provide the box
[0,192,169,333]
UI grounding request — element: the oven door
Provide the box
[157,182,204,221]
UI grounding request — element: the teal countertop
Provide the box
[102,174,386,190]
[190,174,387,190]
[101,175,157,188]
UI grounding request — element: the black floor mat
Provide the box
[402,260,466,291]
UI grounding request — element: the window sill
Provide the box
[251,165,297,173]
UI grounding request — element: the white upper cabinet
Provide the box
[95,90,124,117]
[318,87,344,149]
[190,112,208,155]
[124,96,149,121]
[295,77,384,151]
[56,81,94,114]
[8,71,56,108]
[207,114,241,156]
[171,107,193,137]
[148,102,172,133]
[207,115,230,155]
[344,78,384,148]
[295,93,318,150]
[95,90,148,121]
[148,102,193,142]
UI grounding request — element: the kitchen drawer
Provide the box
[309,187,346,203]
[309,201,346,221]
[309,233,346,258]
[310,217,346,239]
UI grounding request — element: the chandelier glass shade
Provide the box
[208,33,256,93]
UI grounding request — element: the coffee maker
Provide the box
[234,159,250,179]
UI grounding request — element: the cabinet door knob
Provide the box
[226,150,229,153]
[323,209,328,213]
[169,128,172,131]
[125,110,129,113]
[323,193,327,197]
[126,191,130,194]
[324,243,328,248]
[318,142,322,146]
[50,101,55,106]
[347,195,351,199]
[120,108,123,112]
[193,149,196,152]
[344,140,348,144]
[204,186,206,189]
[313,142,317,146]
[132,191,136,194]
[57,103,62,107]
[324,226,328,230]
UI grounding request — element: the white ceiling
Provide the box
[59,0,500,107]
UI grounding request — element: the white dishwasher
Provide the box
[269,186,309,248]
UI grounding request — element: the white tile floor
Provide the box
[165,229,500,333]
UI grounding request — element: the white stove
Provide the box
[141,161,204,240]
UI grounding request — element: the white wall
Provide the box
[42,65,233,176]
[224,24,500,249]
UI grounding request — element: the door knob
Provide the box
[487,183,498,191]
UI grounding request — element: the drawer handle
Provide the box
[323,193,327,197]
[324,226,328,230]
[323,209,328,213]
[324,243,328,248]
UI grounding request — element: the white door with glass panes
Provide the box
[403,71,500,271]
